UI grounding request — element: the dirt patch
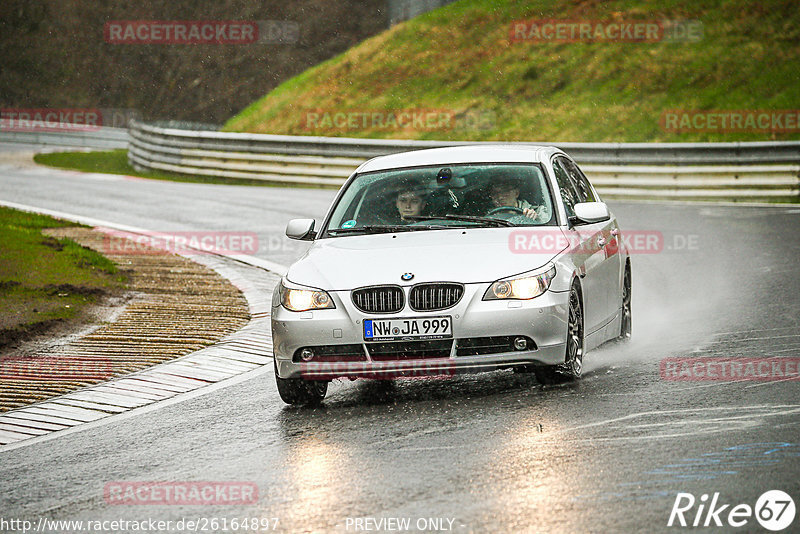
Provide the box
[40,235,65,251]
[1,291,136,358]
[0,283,121,349]
[42,283,108,298]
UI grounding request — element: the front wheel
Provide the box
[534,283,584,385]
[274,360,328,405]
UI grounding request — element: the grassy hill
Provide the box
[224,0,800,142]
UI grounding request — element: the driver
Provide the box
[394,182,427,222]
[487,178,549,222]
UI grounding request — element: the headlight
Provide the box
[279,281,335,312]
[483,264,556,301]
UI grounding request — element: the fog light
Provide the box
[513,337,527,351]
[300,348,314,362]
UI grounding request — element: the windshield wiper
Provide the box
[404,214,514,227]
[327,224,438,235]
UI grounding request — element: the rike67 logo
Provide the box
[668,490,795,531]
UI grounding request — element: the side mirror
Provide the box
[572,202,611,224]
[286,218,316,241]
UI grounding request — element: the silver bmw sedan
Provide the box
[271,146,632,404]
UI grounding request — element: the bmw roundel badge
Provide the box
[401,273,414,281]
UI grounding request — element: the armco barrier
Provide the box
[0,127,128,150]
[129,121,800,201]
[6,120,797,201]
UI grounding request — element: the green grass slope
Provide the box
[224,0,800,142]
[0,207,126,347]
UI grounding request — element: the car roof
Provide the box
[356,145,564,173]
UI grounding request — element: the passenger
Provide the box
[487,178,550,222]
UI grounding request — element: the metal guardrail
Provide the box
[129,121,800,163]
[129,121,799,201]
[0,127,129,150]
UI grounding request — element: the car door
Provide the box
[561,156,622,331]
[563,158,623,330]
[552,156,608,336]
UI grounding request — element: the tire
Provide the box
[534,282,584,385]
[274,359,328,406]
[617,262,632,342]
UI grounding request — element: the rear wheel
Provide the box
[534,283,584,385]
[617,263,632,341]
[274,360,328,405]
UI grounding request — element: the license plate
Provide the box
[364,316,452,341]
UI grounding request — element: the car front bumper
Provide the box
[271,283,570,380]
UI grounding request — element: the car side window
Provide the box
[561,158,596,203]
[552,158,578,218]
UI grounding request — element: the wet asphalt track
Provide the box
[1,150,799,533]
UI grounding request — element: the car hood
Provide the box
[286,227,567,290]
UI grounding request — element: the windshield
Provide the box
[323,163,554,236]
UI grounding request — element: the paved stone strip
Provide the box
[0,253,280,446]
[0,228,251,412]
